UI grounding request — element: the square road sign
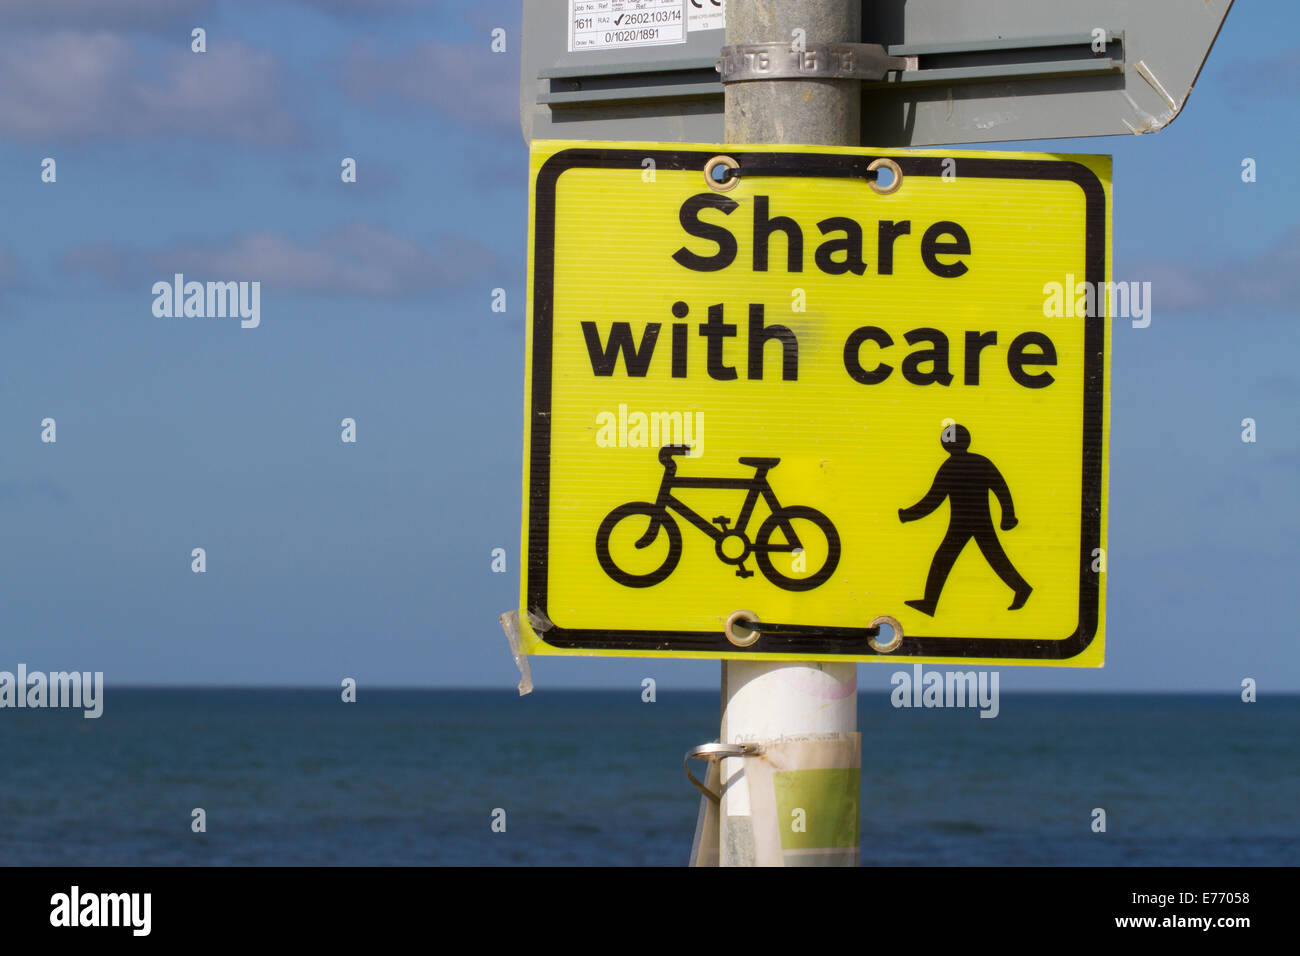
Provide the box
[517,140,1111,666]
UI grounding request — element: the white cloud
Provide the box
[338,39,518,135]
[1222,49,1300,100]
[0,0,209,29]
[0,31,299,143]
[1134,227,1300,315]
[294,0,425,13]
[0,245,26,289]
[66,223,502,298]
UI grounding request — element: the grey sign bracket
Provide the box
[871,30,1123,88]
[538,31,1123,110]
[537,57,719,108]
[521,0,1230,146]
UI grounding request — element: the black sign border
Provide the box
[526,147,1106,660]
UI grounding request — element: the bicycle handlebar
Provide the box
[658,444,693,465]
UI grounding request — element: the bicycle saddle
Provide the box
[738,457,780,467]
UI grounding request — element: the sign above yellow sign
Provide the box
[517,140,1111,666]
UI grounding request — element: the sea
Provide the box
[0,690,1295,866]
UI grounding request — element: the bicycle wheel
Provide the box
[755,505,840,592]
[595,502,682,588]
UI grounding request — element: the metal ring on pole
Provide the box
[723,609,761,646]
[684,742,763,802]
[716,42,908,84]
[868,614,904,652]
[704,154,740,192]
[867,157,903,195]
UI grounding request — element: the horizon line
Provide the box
[56,684,1296,696]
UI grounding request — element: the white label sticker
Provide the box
[568,0,686,52]
[686,0,725,32]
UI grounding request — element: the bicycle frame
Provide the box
[597,447,840,592]
[652,459,793,552]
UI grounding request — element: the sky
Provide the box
[0,1,1295,692]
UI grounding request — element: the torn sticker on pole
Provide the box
[741,733,861,867]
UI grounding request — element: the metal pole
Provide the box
[719,0,861,867]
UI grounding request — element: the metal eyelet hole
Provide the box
[704,155,740,192]
[868,615,904,653]
[867,157,903,195]
[724,609,761,647]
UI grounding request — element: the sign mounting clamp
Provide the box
[716,42,908,83]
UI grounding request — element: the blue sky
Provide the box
[0,1,1295,692]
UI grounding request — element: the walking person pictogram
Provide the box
[898,424,1032,617]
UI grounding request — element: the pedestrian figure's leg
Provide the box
[905,531,969,617]
[974,531,1032,609]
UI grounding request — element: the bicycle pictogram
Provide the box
[595,445,840,592]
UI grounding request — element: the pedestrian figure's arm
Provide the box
[990,466,1018,530]
[899,472,946,523]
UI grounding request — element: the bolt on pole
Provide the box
[718,0,862,867]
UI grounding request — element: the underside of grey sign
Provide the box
[520,0,1233,146]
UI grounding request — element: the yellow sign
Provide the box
[517,140,1110,666]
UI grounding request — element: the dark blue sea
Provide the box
[0,690,1295,866]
